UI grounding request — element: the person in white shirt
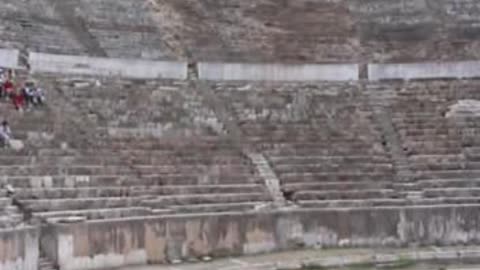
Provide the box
[33,87,45,105]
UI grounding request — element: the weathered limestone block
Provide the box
[446,99,480,118]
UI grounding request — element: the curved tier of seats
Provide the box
[370,79,480,205]
[3,0,480,61]
[0,77,270,226]
[0,0,85,55]
[212,82,400,208]
[3,76,480,228]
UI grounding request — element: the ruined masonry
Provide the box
[3,1,480,270]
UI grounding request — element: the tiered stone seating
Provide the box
[0,0,85,54]
[152,0,480,62]
[2,0,480,62]
[214,82,397,208]
[377,80,480,203]
[2,77,269,223]
[73,0,172,59]
[12,141,268,220]
[0,102,54,228]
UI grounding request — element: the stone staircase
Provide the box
[39,254,57,270]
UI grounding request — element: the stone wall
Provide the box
[45,205,480,270]
[198,63,359,81]
[29,52,187,79]
[0,49,19,69]
[0,227,40,270]
[369,61,480,80]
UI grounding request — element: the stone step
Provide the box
[273,163,394,174]
[2,173,263,188]
[169,202,262,213]
[0,164,254,175]
[21,196,149,212]
[0,165,134,176]
[409,154,465,163]
[15,184,266,199]
[411,162,480,171]
[141,193,270,207]
[133,165,253,175]
[283,181,395,192]
[299,197,480,208]
[33,207,153,220]
[0,154,250,166]
[131,184,265,196]
[423,188,480,198]
[0,198,12,209]
[414,170,480,180]
[295,189,405,201]
[418,178,480,189]
[398,128,458,137]
[406,147,463,156]
[269,155,391,165]
[280,172,391,182]
[299,198,407,208]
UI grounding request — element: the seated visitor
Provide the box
[33,87,45,106]
[23,82,36,107]
[0,121,12,148]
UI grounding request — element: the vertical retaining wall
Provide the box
[29,53,188,80]
[45,205,480,270]
[198,62,359,81]
[369,61,480,80]
[0,49,19,69]
[0,226,40,270]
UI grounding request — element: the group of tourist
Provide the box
[0,68,45,111]
[0,68,46,148]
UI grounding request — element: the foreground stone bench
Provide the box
[295,189,405,201]
[280,172,390,182]
[283,181,395,192]
[141,192,270,208]
[21,196,148,212]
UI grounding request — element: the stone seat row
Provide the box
[14,184,264,199]
[269,154,392,164]
[278,172,392,182]
[21,192,269,212]
[411,161,480,171]
[284,178,480,191]
[272,163,393,174]
[0,154,252,166]
[0,165,253,176]
[264,145,386,156]
[30,185,480,219]
[299,197,480,209]
[1,174,263,189]
[413,170,480,180]
[19,192,271,220]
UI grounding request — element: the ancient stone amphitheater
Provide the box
[2,0,480,270]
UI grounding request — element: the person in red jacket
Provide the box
[12,87,25,110]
